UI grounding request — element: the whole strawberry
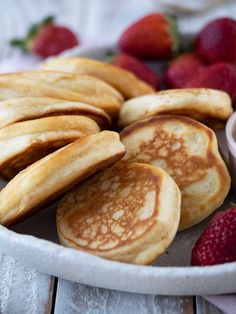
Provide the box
[113,54,160,89]
[119,13,179,60]
[191,208,236,266]
[164,53,206,88]
[195,18,236,64]
[186,62,236,102]
[10,16,79,58]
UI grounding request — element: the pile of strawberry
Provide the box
[115,14,236,104]
[11,14,236,106]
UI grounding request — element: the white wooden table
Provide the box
[0,252,223,314]
[0,0,233,312]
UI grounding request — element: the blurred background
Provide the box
[0,0,236,72]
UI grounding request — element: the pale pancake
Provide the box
[6,71,123,102]
[0,131,125,226]
[42,57,155,99]
[57,162,181,265]
[120,115,231,230]
[0,97,111,129]
[0,115,100,180]
[0,72,123,118]
[119,88,232,128]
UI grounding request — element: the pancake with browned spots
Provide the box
[0,131,125,226]
[57,162,181,264]
[0,115,100,180]
[120,115,230,230]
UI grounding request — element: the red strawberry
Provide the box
[186,62,236,102]
[191,208,236,266]
[113,54,160,89]
[164,53,206,88]
[195,18,236,64]
[10,16,79,58]
[119,13,179,60]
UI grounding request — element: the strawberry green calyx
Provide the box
[10,15,54,52]
[166,15,180,55]
[105,50,116,63]
[28,16,54,38]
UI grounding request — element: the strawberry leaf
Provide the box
[41,16,54,25]
[10,39,27,52]
[28,23,39,38]
[28,16,54,39]
[166,14,180,55]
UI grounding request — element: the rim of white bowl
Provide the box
[226,111,236,157]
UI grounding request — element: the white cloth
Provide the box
[1,0,236,72]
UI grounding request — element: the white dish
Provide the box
[226,112,236,198]
[0,45,235,295]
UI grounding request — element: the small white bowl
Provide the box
[226,111,236,197]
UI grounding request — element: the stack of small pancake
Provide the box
[0,56,232,265]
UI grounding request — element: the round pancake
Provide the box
[0,97,111,129]
[120,115,231,230]
[42,57,155,99]
[119,88,232,128]
[0,72,123,118]
[0,115,100,180]
[0,131,125,226]
[57,162,181,265]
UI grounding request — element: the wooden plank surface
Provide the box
[54,279,194,314]
[0,253,55,314]
[196,296,223,314]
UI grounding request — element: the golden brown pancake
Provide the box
[57,162,181,264]
[0,115,100,180]
[120,115,231,230]
[0,131,125,226]
[0,72,123,118]
[42,57,155,99]
[0,97,111,129]
[119,88,232,128]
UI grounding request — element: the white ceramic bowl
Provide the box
[0,45,235,296]
[226,112,236,197]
